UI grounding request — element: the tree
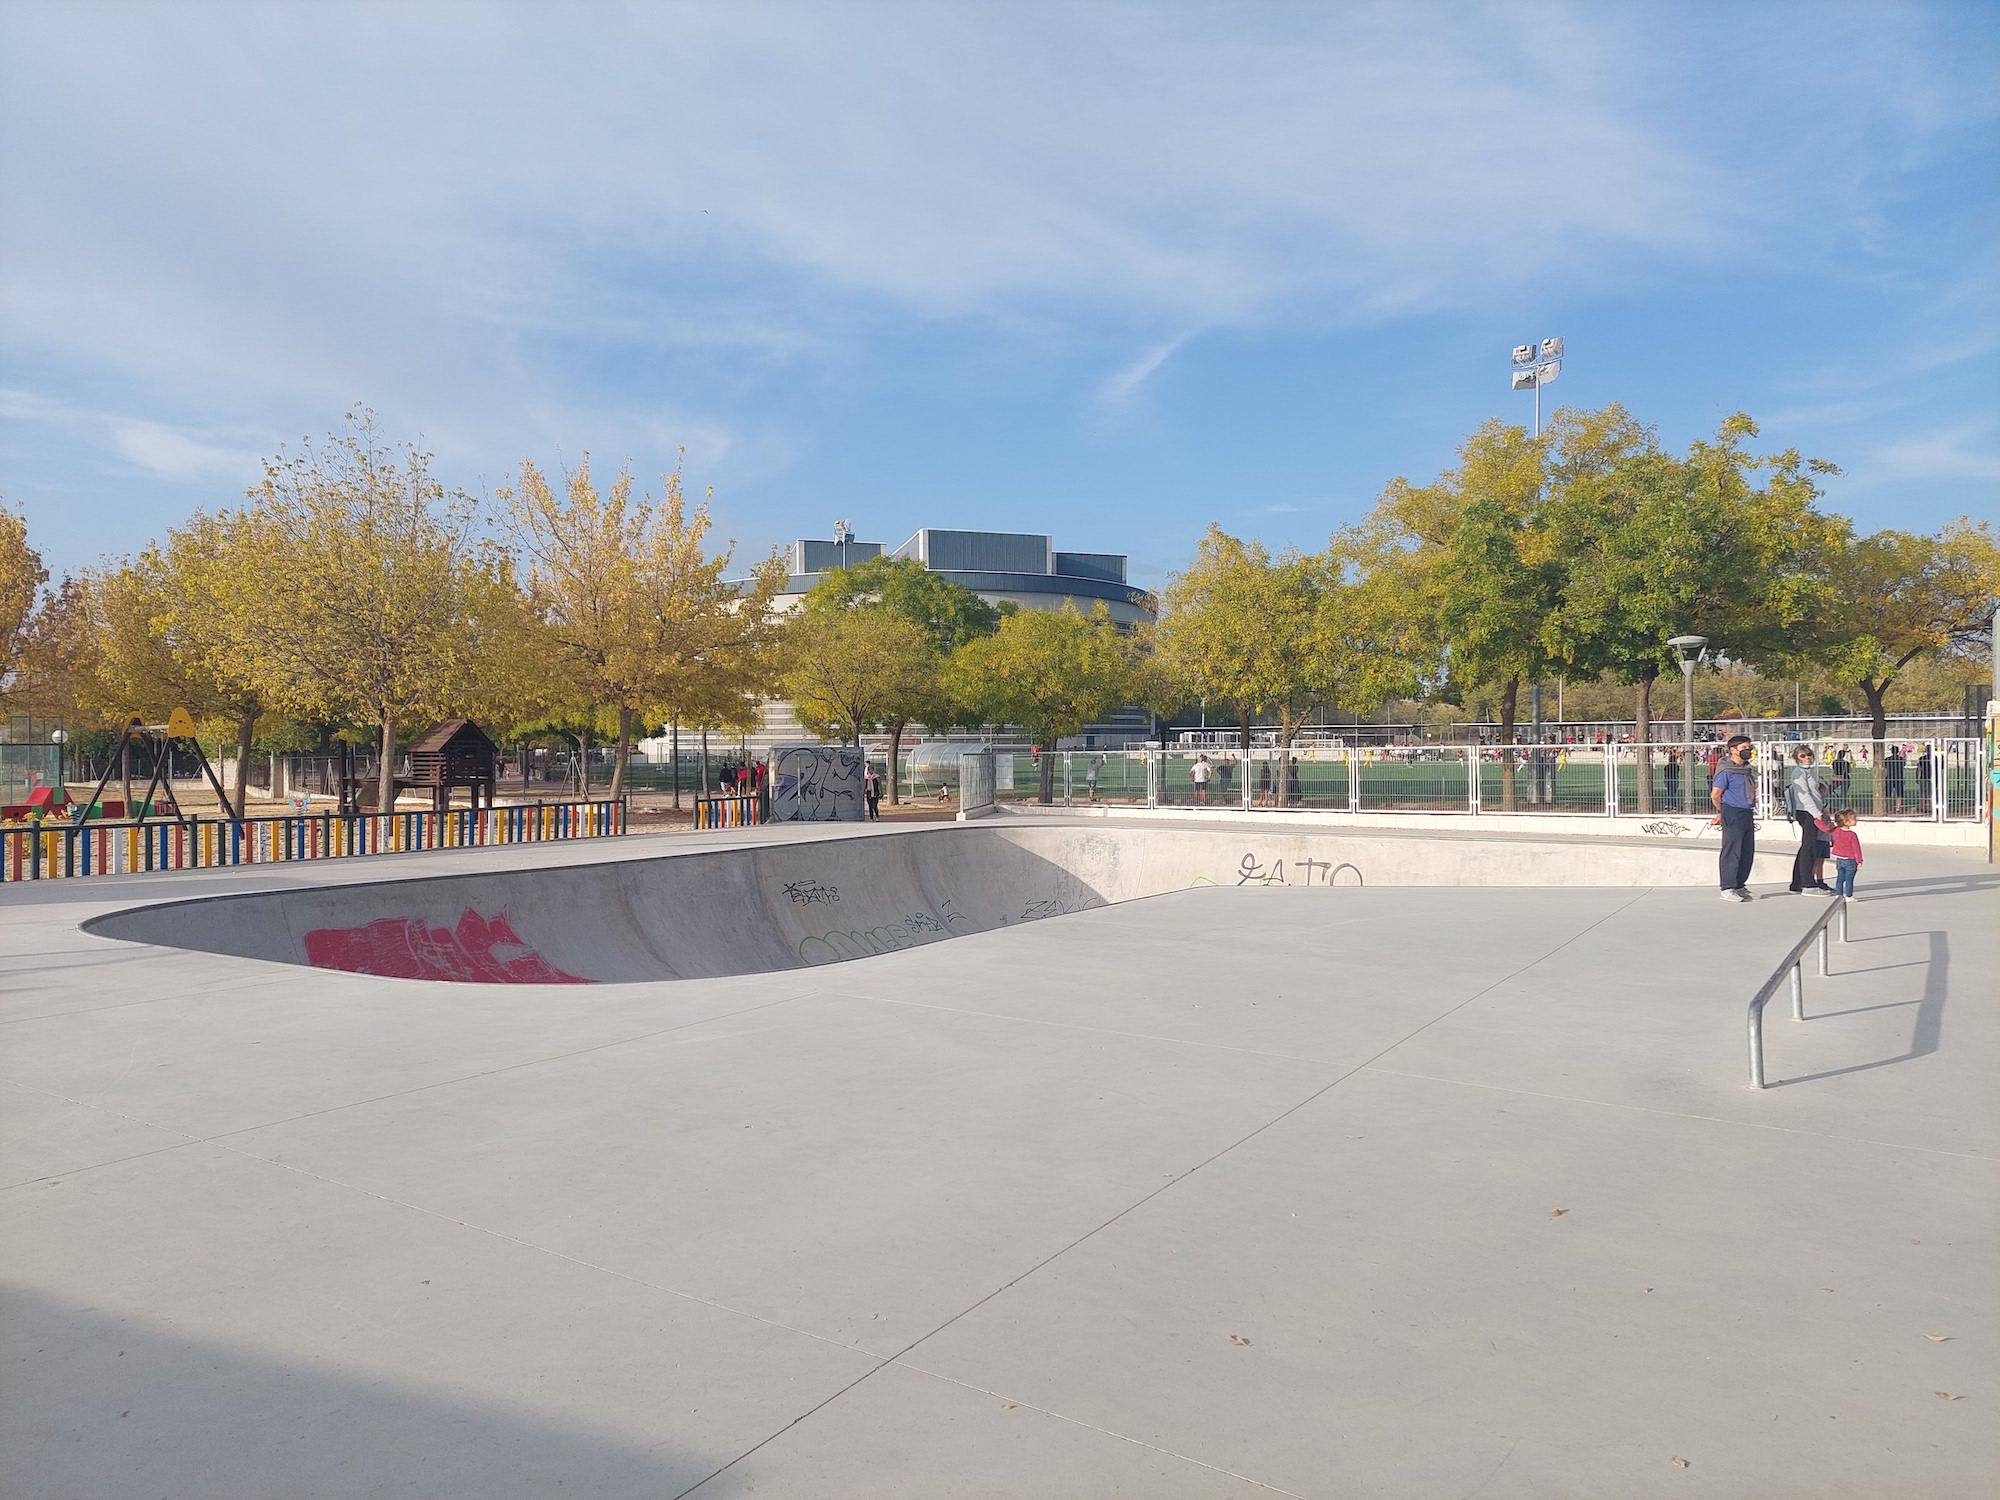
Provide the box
[1156,527,1414,796]
[954,603,1137,804]
[639,470,784,781]
[226,409,516,814]
[793,555,999,802]
[0,505,50,714]
[1347,418,1557,808]
[1804,521,1999,750]
[499,454,661,801]
[1541,410,1842,809]
[781,606,934,748]
[1152,526,1269,752]
[81,514,269,812]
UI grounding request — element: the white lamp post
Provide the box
[1669,635,1732,812]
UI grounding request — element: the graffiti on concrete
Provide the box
[1227,853,1365,887]
[1640,820,1693,837]
[797,917,951,966]
[782,878,840,906]
[1019,895,1100,921]
[937,897,968,926]
[303,909,591,984]
[769,744,865,823]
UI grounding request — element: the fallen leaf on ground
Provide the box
[1549,1208,1568,1217]
[1001,1403,1016,1410]
[1935,1392,1961,1401]
[1229,1335,1250,1346]
[1671,1456,1689,1468]
[1924,1334,1950,1342]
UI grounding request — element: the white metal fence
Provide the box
[1018,739,1986,824]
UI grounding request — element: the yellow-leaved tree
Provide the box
[224,410,518,813]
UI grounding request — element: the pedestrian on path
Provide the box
[1816,809,1865,898]
[862,761,882,820]
[1709,734,1758,901]
[1783,745,1833,895]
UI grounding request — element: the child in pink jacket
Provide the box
[1816,809,1864,898]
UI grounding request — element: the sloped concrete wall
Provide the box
[81,825,1789,985]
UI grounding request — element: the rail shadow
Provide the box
[1768,928,1948,1088]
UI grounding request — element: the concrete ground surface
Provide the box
[1,819,1994,1498]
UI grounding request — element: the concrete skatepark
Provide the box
[3,817,1994,1497]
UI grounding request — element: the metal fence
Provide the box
[1025,739,1987,825]
[2,799,626,883]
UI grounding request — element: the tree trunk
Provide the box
[233,709,257,820]
[1238,707,1251,756]
[1633,665,1656,814]
[1039,743,1056,805]
[670,714,681,810]
[377,716,396,815]
[1861,678,1889,805]
[610,705,633,801]
[1498,676,1520,811]
[887,720,906,805]
[576,729,592,800]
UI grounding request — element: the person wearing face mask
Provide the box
[1708,734,1758,902]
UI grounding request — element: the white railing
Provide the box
[1028,739,1987,824]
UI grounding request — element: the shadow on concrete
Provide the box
[1,1285,724,1500]
[1846,872,2000,903]
[1770,929,1949,1089]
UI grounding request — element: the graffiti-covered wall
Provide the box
[769,744,866,823]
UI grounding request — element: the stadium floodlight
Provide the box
[1507,336,1564,435]
[832,518,854,569]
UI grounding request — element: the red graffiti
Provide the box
[303,909,591,984]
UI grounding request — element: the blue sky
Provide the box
[2,1,1995,589]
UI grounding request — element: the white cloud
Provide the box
[1870,424,2000,483]
[1097,336,1190,409]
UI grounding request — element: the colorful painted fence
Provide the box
[1,799,626,882]
[692,793,762,829]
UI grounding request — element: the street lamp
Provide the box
[1509,337,1564,437]
[50,728,67,798]
[1669,635,1732,812]
[832,519,854,571]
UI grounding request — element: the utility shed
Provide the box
[407,719,497,813]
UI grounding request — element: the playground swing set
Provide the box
[70,709,239,824]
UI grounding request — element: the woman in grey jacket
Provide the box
[1784,746,1832,894]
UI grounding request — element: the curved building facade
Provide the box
[755,528,1154,627]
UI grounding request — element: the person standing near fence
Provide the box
[1084,756,1101,803]
[1915,742,1933,815]
[1830,746,1851,810]
[1709,734,1758,901]
[1884,743,1906,812]
[862,761,882,820]
[1783,745,1832,895]
[1190,753,1212,806]
[1663,748,1682,806]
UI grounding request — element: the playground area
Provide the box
[2,820,1993,1497]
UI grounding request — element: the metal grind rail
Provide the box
[2,798,627,882]
[1747,896,1849,1089]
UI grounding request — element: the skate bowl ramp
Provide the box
[82,823,1780,985]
